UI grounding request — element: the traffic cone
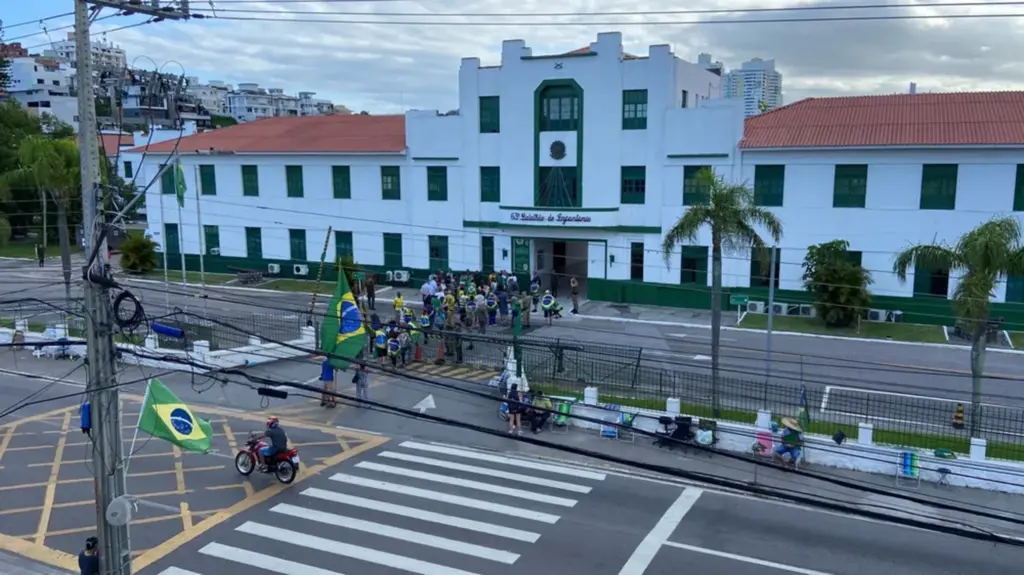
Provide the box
[414,343,423,362]
[953,403,965,429]
[434,338,446,365]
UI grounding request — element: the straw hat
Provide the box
[781,416,803,432]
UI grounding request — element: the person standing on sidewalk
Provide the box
[319,358,337,408]
[570,277,580,315]
[366,275,377,310]
[78,537,99,575]
[35,243,46,267]
[354,364,370,405]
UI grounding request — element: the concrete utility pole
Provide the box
[74,2,190,574]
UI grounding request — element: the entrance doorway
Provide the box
[533,239,589,299]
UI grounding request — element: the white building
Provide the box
[44,32,127,71]
[187,79,231,115]
[6,56,79,130]
[723,57,783,117]
[225,83,336,123]
[127,33,1024,322]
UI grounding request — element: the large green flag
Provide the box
[137,378,213,453]
[174,161,187,208]
[320,269,366,370]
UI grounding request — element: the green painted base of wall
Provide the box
[589,279,1024,331]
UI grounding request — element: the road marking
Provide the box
[300,487,541,543]
[157,568,203,575]
[199,542,343,575]
[237,521,481,575]
[377,451,592,493]
[667,333,736,342]
[336,425,381,435]
[401,441,606,480]
[0,368,85,388]
[329,473,560,523]
[271,503,519,564]
[35,411,71,545]
[663,542,834,574]
[355,461,578,507]
[617,488,703,575]
[693,355,711,361]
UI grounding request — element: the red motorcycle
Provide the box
[234,433,300,484]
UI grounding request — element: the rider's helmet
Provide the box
[266,416,279,429]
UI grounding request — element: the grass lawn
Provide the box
[0,241,82,259]
[1008,332,1024,349]
[738,313,948,344]
[261,278,324,293]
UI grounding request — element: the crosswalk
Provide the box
[152,440,607,575]
[404,362,500,383]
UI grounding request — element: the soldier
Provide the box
[520,293,532,329]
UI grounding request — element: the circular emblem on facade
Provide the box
[549,140,567,160]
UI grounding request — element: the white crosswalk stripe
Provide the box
[152,441,608,575]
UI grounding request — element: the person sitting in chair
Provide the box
[527,391,553,434]
[774,416,804,467]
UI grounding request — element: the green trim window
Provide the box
[427,166,448,202]
[749,247,780,288]
[335,231,353,259]
[164,223,180,254]
[241,165,259,197]
[620,166,646,205]
[161,168,176,195]
[919,164,958,210]
[683,166,711,206]
[480,96,500,133]
[381,166,401,200]
[480,167,500,203]
[481,235,495,273]
[681,90,689,109]
[1007,275,1024,303]
[332,166,351,199]
[429,235,449,270]
[832,164,867,208]
[630,242,645,281]
[913,262,950,297]
[622,90,648,130]
[202,225,219,256]
[199,164,216,195]
[845,250,863,267]
[123,161,133,178]
[680,246,708,285]
[1013,165,1024,211]
[245,227,262,259]
[382,232,403,268]
[289,229,307,261]
[754,165,785,207]
[286,165,304,198]
[539,85,579,131]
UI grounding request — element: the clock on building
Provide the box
[549,140,567,160]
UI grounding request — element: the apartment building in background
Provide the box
[224,82,339,122]
[723,57,784,116]
[5,56,79,130]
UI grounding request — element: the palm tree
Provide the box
[892,217,1024,436]
[661,168,783,416]
[0,135,82,303]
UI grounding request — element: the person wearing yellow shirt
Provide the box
[393,293,404,322]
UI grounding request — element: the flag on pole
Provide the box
[320,268,366,370]
[137,378,213,453]
[174,161,187,208]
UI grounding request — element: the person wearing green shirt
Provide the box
[527,391,553,434]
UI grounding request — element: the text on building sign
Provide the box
[510,212,593,225]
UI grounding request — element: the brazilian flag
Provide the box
[137,379,213,453]
[320,269,366,370]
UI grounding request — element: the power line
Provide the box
[2,12,75,30]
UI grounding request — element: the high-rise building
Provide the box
[723,58,783,117]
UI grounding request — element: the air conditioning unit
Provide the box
[267,263,281,274]
[889,310,904,323]
[293,264,309,276]
[799,304,816,318]
[786,304,801,316]
[771,302,787,315]
[866,309,886,322]
[209,247,220,256]
[746,301,766,314]
[394,270,410,282]
[385,271,394,282]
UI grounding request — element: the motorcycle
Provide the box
[234,433,300,484]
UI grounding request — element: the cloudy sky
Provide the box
[4,0,1023,113]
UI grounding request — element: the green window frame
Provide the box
[480,167,500,203]
[754,165,785,207]
[289,229,307,261]
[163,223,180,254]
[245,227,262,259]
[428,235,449,270]
[382,232,403,268]
[199,164,216,195]
[622,89,648,130]
[680,246,708,285]
[539,85,579,132]
[913,262,950,297]
[919,164,958,210]
[1013,165,1024,212]
[481,236,495,273]
[620,166,646,205]
[683,166,711,206]
[427,166,448,202]
[286,165,304,198]
[381,166,401,200]
[241,165,259,197]
[202,225,219,256]
[335,231,353,259]
[479,96,500,133]
[1007,274,1024,303]
[749,247,780,288]
[123,161,132,178]
[332,166,351,199]
[161,168,176,195]
[845,251,863,267]
[630,242,644,281]
[832,164,867,208]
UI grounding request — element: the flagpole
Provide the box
[176,163,186,286]
[193,165,208,316]
[124,380,151,479]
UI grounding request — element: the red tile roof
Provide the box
[740,91,1024,149]
[567,46,641,60]
[99,133,134,154]
[126,114,406,154]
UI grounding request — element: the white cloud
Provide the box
[84,0,1024,112]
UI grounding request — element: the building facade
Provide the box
[6,57,79,130]
[44,32,127,71]
[723,57,783,117]
[128,33,1024,326]
[224,83,337,123]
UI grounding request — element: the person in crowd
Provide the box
[507,383,524,435]
[393,292,404,322]
[570,277,580,315]
[78,537,99,575]
[366,275,377,310]
[319,357,337,408]
[774,416,805,467]
[354,364,369,405]
[527,390,553,433]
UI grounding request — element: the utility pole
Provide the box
[74,3,190,575]
[763,245,777,406]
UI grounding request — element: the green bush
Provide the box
[120,234,159,273]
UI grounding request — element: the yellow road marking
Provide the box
[172,446,193,530]
[0,489,197,517]
[222,421,254,497]
[34,411,70,545]
[0,405,80,430]
[42,509,222,538]
[30,450,174,467]
[1,465,225,491]
[0,425,14,463]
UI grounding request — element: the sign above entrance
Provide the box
[500,206,620,228]
[510,211,595,225]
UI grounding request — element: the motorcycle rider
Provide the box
[255,417,289,472]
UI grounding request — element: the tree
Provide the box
[119,234,158,273]
[893,217,1024,436]
[661,168,783,415]
[0,136,82,302]
[802,239,872,328]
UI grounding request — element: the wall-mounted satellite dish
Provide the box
[105,496,135,526]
